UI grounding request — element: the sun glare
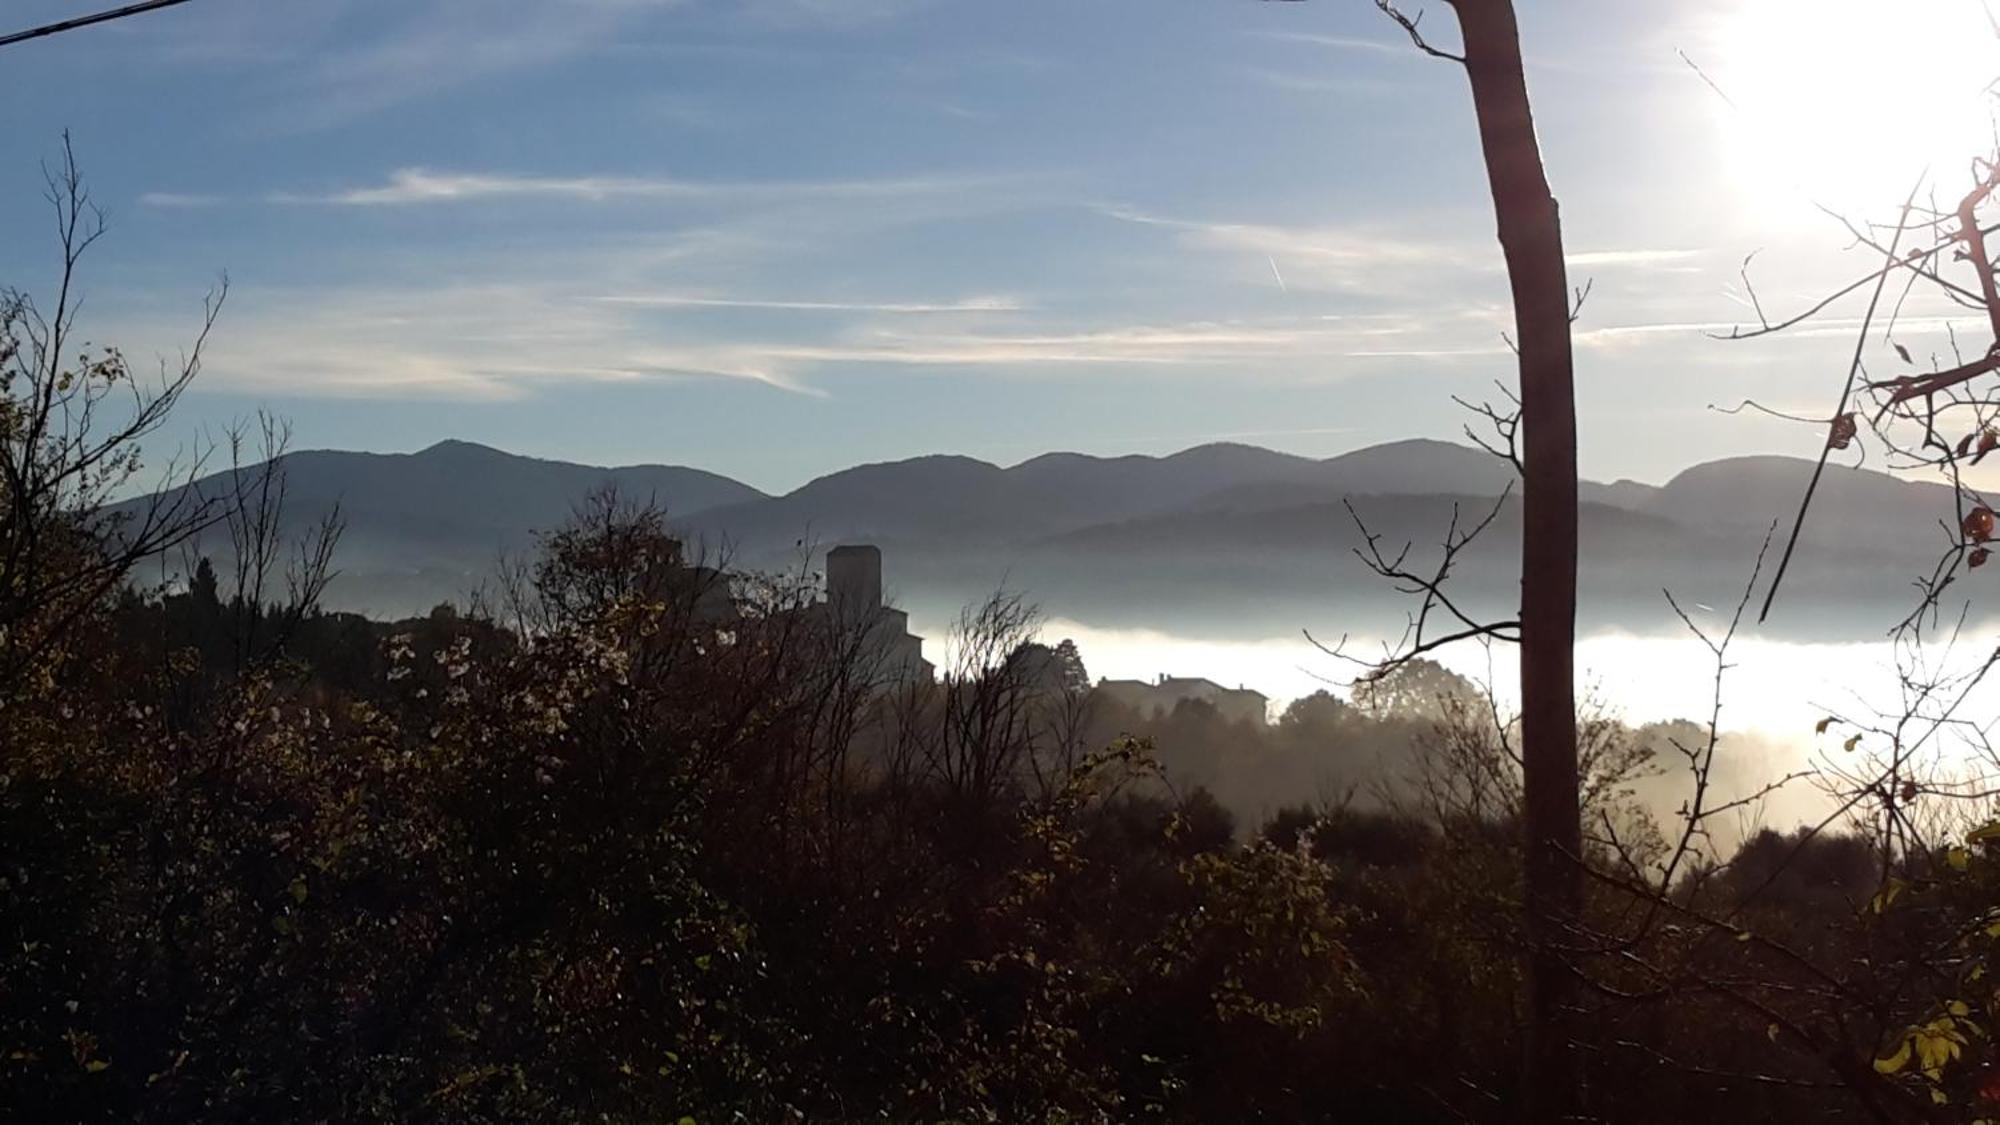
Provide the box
[1718,0,2000,217]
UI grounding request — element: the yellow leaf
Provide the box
[1913,1023,1966,1077]
[1949,847,1972,872]
[1871,878,1907,915]
[1951,1000,1972,1017]
[84,1060,110,1074]
[1973,822,2000,844]
[1766,1022,1781,1042]
[1876,1039,1912,1075]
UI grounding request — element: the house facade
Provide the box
[1094,674,1270,727]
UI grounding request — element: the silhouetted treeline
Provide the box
[3,484,1980,1123]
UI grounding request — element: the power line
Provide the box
[0,0,199,51]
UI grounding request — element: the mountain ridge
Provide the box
[132,437,1976,634]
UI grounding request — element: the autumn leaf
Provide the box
[1876,1038,1913,1075]
[1968,507,1997,544]
[1815,716,1837,735]
[1870,877,1907,915]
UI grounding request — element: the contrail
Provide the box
[1267,255,1288,293]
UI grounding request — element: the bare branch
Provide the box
[1374,1,1466,64]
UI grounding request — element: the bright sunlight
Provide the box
[1717,0,2000,216]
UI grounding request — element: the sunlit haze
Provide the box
[1716,0,2000,218]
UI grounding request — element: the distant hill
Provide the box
[133,441,766,615]
[133,436,1988,636]
[682,437,1519,554]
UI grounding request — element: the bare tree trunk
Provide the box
[1446,1,1580,1117]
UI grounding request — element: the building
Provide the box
[823,544,934,687]
[1094,674,1270,727]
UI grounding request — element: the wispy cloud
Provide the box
[274,169,712,206]
[180,0,936,128]
[169,271,1500,402]
[1245,68,1405,96]
[688,316,1502,375]
[1103,205,1482,294]
[1247,30,1423,58]
[596,294,1026,314]
[1565,248,1705,268]
[1343,346,1513,359]
[139,192,224,208]
[273,167,1005,207]
[1575,320,1739,344]
[181,282,826,400]
[277,0,693,127]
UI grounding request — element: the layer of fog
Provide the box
[920,615,2000,841]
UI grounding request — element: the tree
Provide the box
[1350,657,1478,720]
[1364,2,1584,1116]
[1052,638,1090,696]
[0,135,226,694]
[188,556,219,615]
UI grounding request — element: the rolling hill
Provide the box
[131,437,1984,637]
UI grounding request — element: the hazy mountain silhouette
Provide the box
[139,437,1983,637]
[682,437,1519,553]
[1018,453,1961,640]
[134,441,764,615]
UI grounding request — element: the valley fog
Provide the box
[921,616,2000,834]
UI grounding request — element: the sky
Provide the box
[3,0,1998,495]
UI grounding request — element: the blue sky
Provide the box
[1,0,1993,493]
